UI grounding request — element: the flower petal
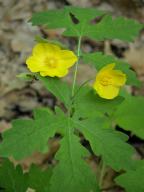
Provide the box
[93,82,120,99]
[40,68,68,77]
[99,63,115,74]
[32,43,61,57]
[26,56,45,72]
[110,70,127,86]
[26,43,77,78]
[58,50,78,68]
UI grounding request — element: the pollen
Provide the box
[45,58,57,68]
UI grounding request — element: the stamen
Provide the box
[45,58,57,68]
[100,76,112,86]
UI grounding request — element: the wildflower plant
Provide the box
[0,6,144,192]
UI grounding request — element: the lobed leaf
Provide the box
[0,108,66,160]
[63,6,105,37]
[31,6,104,37]
[50,117,100,192]
[73,117,135,171]
[115,95,144,139]
[31,6,142,42]
[31,8,70,28]
[85,15,142,42]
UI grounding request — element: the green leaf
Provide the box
[16,73,36,81]
[73,117,135,171]
[85,15,142,42]
[62,6,105,37]
[31,7,142,42]
[50,118,100,192]
[115,96,144,139]
[31,7,71,28]
[31,6,104,37]
[39,76,71,108]
[73,86,124,118]
[82,52,140,87]
[115,161,144,192]
[0,108,66,160]
[0,159,28,192]
[28,164,52,192]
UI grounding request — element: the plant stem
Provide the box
[71,78,94,102]
[99,160,106,189]
[71,36,82,97]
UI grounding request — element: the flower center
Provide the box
[100,76,112,86]
[45,58,57,68]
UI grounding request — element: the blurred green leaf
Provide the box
[16,73,36,81]
[115,160,144,192]
[0,159,28,192]
[28,164,52,192]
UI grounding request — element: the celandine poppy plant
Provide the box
[0,7,142,192]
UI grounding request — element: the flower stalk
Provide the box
[71,36,82,97]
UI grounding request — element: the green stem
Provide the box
[71,36,82,97]
[71,78,94,103]
[99,160,106,189]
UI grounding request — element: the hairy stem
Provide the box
[71,36,82,97]
[99,160,106,188]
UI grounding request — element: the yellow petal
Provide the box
[56,68,68,77]
[98,63,115,74]
[40,71,55,77]
[58,50,78,68]
[26,43,77,78]
[110,70,126,86]
[93,63,127,99]
[32,43,60,57]
[26,56,45,72]
[40,68,68,77]
[94,82,119,99]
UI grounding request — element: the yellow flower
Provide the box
[93,63,126,99]
[26,43,78,77]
